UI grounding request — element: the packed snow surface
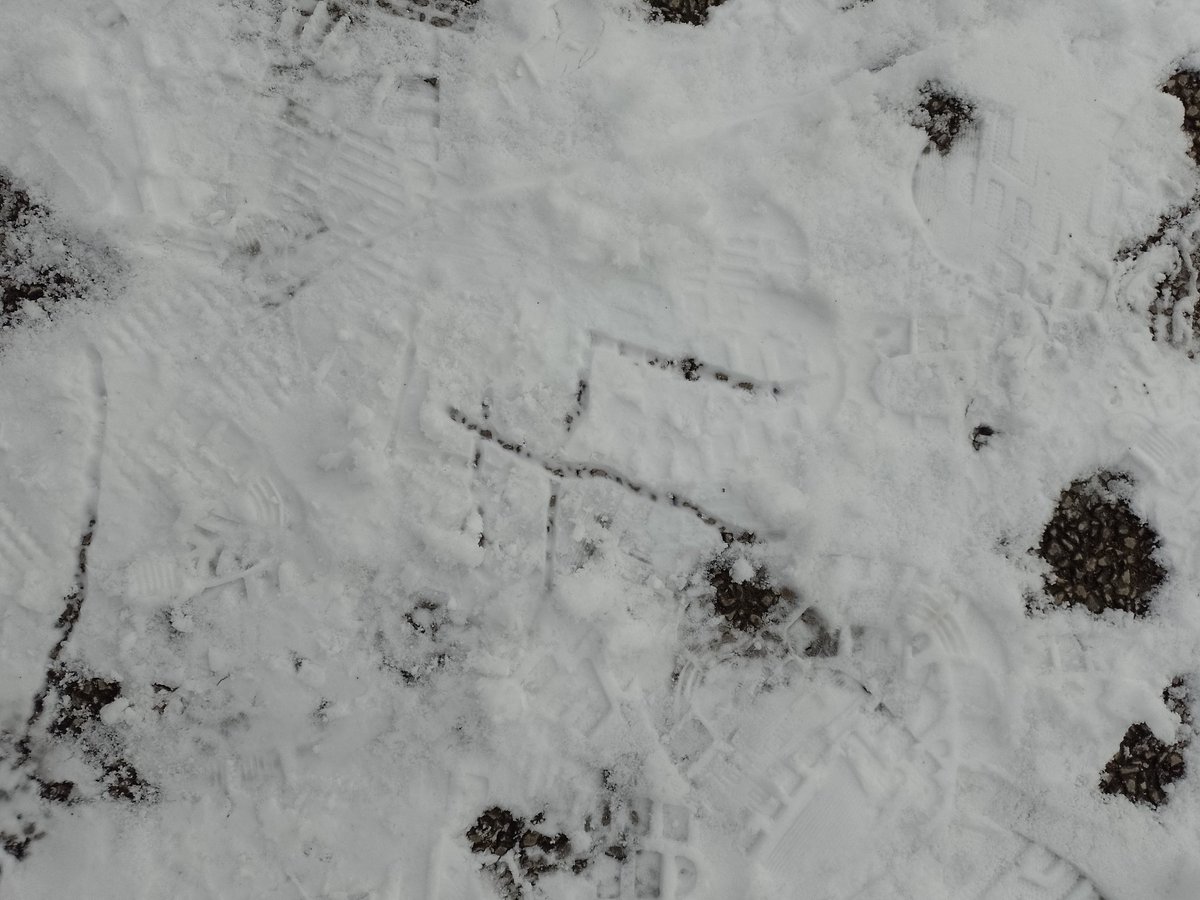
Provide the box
[4,0,1200,898]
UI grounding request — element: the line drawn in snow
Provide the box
[2,350,154,870]
[563,378,589,433]
[667,206,844,419]
[33,349,108,670]
[544,488,559,593]
[450,408,757,545]
[556,329,813,502]
[459,326,806,593]
[589,332,788,398]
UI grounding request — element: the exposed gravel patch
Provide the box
[704,553,798,637]
[647,0,725,26]
[1035,471,1166,617]
[1100,680,1191,807]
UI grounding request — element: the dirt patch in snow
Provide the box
[1163,70,1200,164]
[44,668,122,738]
[0,171,104,331]
[678,551,839,667]
[1100,679,1191,807]
[1034,471,1166,617]
[29,663,156,804]
[971,424,996,451]
[911,82,975,156]
[466,773,673,899]
[468,806,574,897]
[2,515,155,875]
[647,0,726,26]
[704,553,798,636]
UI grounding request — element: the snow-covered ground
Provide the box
[4,0,1200,897]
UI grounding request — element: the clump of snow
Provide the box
[728,556,754,584]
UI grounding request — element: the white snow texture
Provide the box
[2,0,1200,898]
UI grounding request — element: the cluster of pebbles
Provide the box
[1163,70,1200,163]
[911,82,976,156]
[1100,680,1191,807]
[1035,472,1166,617]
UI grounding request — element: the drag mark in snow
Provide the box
[12,350,154,807]
[1,350,137,878]
[448,409,756,545]
[19,348,109,759]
